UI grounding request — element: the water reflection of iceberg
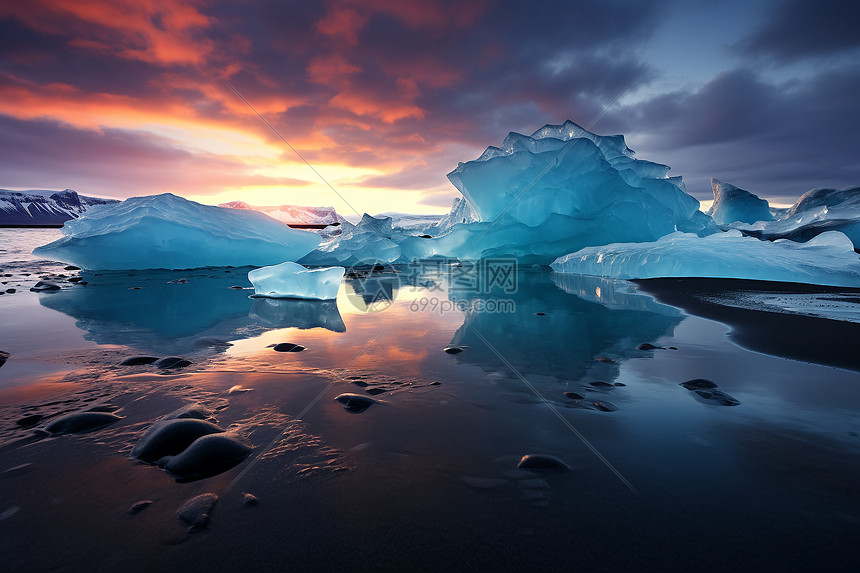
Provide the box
[38,268,345,354]
[448,270,683,400]
[249,298,345,332]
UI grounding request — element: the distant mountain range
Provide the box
[218,200,344,228]
[0,189,118,227]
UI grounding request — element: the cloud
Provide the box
[735,0,860,62]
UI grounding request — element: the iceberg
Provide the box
[400,120,702,264]
[550,230,860,287]
[248,261,344,300]
[731,186,860,249]
[33,193,321,270]
[707,179,772,225]
[300,214,404,267]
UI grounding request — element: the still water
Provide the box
[0,228,858,571]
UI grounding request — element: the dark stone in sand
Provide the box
[132,419,223,463]
[165,403,212,420]
[129,500,154,515]
[0,350,8,368]
[614,382,626,387]
[366,388,387,396]
[419,234,432,238]
[64,265,80,270]
[67,277,83,283]
[352,380,369,387]
[637,342,663,350]
[243,493,259,506]
[86,405,120,413]
[30,281,60,292]
[177,493,218,532]
[695,389,740,407]
[588,381,614,388]
[5,288,15,293]
[16,414,42,428]
[335,393,377,413]
[517,454,571,471]
[165,434,252,479]
[273,343,305,352]
[45,412,122,435]
[155,357,193,369]
[680,379,718,391]
[120,356,159,366]
[229,285,245,289]
[535,312,546,316]
[563,391,584,400]
[443,346,463,354]
[591,400,618,412]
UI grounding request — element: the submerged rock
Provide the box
[155,357,192,369]
[164,433,252,480]
[30,281,60,292]
[588,381,614,388]
[334,393,377,413]
[120,356,159,366]
[273,343,305,352]
[45,412,122,435]
[443,346,463,354]
[132,418,224,463]
[563,391,584,400]
[637,342,664,350]
[680,379,718,390]
[591,400,618,412]
[517,454,571,471]
[177,493,218,532]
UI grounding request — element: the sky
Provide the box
[1,0,858,216]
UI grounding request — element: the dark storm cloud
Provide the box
[736,0,860,62]
[608,65,860,203]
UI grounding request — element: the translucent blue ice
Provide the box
[33,193,321,270]
[550,230,860,287]
[300,214,405,267]
[707,179,773,225]
[248,261,344,300]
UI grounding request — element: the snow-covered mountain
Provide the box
[219,201,343,227]
[0,189,118,226]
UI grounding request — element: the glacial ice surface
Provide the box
[300,214,405,267]
[707,178,772,225]
[248,262,344,300]
[550,230,860,287]
[33,194,321,270]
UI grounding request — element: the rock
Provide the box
[67,277,83,283]
[443,346,463,354]
[334,393,377,413]
[177,493,218,532]
[366,388,387,396]
[563,391,584,400]
[613,382,626,387]
[120,356,159,366]
[637,342,663,350]
[273,343,305,352]
[517,454,571,471]
[64,265,80,270]
[45,412,122,435]
[30,281,60,292]
[165,434,252,480]
[128,500,154,515]
[165,403,212,420]
[86,405,120,413]
[352,380,369,387]
[535,312,546,316]
[155,357,192,369]
[132,418,225,463]
[418,234,432,239]
[0,350,9,368]
[588,381,614,388]
[680,379,719,391]
[16,414,42,428]
[595,356,615,364]
[591,400,618,412]
[242,493,259,506]
[229,285,245,289]
[694,389,741,407]
[5,288,15,293]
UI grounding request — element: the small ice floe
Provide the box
[516,454,571,471]
[164,434,252,480]
[177,493,218,532]
[132,419,224,463]
[45,412,122,435]
[334,393,377,413]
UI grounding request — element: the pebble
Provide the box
[30,281,60,292]
[132,418,225,463]
[242,493,259,506]
[45,412,122,435]
[120,356,159,366]
[563,391,584,400]
[637,342,663,350]
[177,493,218,532]
[334,393,377,413]
[155,357,193,369]
[273,343,305,352]
[165,434,252,480]
[517,454,571,471]
[443,346,463,354]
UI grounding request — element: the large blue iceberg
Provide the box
[550,230,860,287]
[33,193,321,270]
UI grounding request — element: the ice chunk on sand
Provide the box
[707,179,773,225]
[248,261,344,300]
[33,194,320,270]
[550,230,860,288]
